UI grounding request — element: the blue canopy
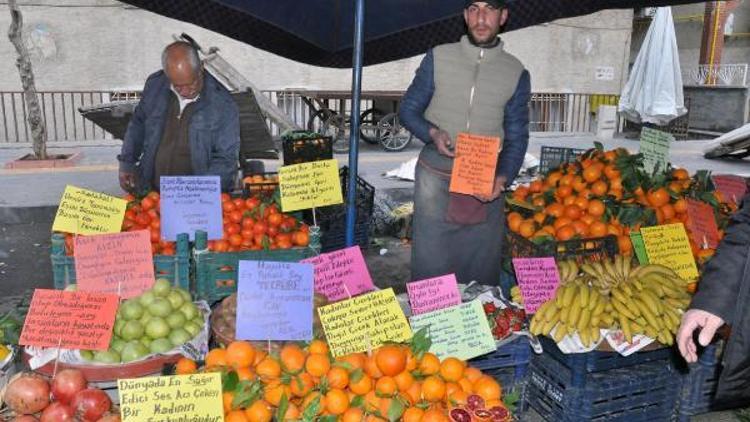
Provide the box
[121,0,701,68]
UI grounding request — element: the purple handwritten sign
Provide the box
[301,246,374,301]
[512,257,561,314]
[406,274,461,316]
[712,175,748,205]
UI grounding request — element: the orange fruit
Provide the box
[553,217,573,230]
[225,410,249,422]
[556,185,573,199]
[546,203,565,218]
[532,196,546,207]
[280,343,306,374]
[458,377,474,394]
[474,376,502,402]
[618,235,633,255]
[445,382,462,398]
[305,352,331,377]
[282,402,300,420]
[419,352,441,375]
[226,341,256,369]
[223,391,235,413]
[556,225,576,241]
[572,177,588,193]
[563,195,576,206]
[439,357,465,382]
[591,181,608,196]
[245,399,273,422]
[302,392,325,416]
[448,389,469,407]
[403,407,426,422]
[308,339,329,355]
[559,174,575,187]
[236,366,256,381]
[376,345,407,377]
[589,221,608,238]
[256,357,282,380]
[587,199,605,217]
[325,388,350,415]
[405,349,418,371]
[647,188,670,207]
[364,390,381,413]
[349,373,373,395]
[375,376,398,397]
[205,348,228,368]
[518,221,536,238]
[507,212,523,233]
[404,380,423,405]
[661,203,676,220]
[338,352,367,370]
[546,171,563,187]
[422,375,447,402]
[563,204,583,220]
[364,355,384,379]
[672,168,690,180]
[327,366,350,389]
[394,370,415,392]
[573,196,590,210]
[175,357,197,375]
[263,381,290,406]
[290,372,315,397]
[533,212,546,225]
[604,164,620,180]
[378,397,401,421]
[342,407,364,422]
[571,220,590,237]
[512,186,530,201]
[580,214,597,226]
[422,408,450,422]
[529,180,544,193]
[253,349,268,367]
[582,166,602,183]
[674,198,688,213]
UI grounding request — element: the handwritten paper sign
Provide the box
[713,175,748,205]
[301,246,375,301]
[449,133,501,197]
[641,223,699,281]
[686,199,720,249]
[74,230,155,299]
[317,288,412,357]
[236,261,314,341]
[512,257,561,314]
[118,373,223,421]
[409,300,496,361]
[630,232,650,265]
[160,176,222,241]
[639,127,672,174]
[279,159,344,212]
[407,274,461,316]
[52,186,127,235]
[19,289,118,350]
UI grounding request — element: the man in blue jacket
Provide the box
[118,41,240,193]
[399,0,530,286]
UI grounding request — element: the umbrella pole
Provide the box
[345,0,365,247]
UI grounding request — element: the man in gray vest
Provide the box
[119,42,240,193]
[400,0,530,286]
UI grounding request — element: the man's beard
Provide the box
[467,28,501,48]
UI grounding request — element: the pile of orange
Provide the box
[242,173,279,195]
[509,147,732,261]
[176,340,510,422]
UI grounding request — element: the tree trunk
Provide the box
[8,0,47,159]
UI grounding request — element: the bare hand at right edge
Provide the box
[429,127,455,158]
[119,171,137,193]
[677,309,724,363]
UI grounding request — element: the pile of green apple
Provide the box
[81,279,204,364]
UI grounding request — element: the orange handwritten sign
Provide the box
[686,199,720,249]
[19,289,119,350]
[74,230,155,299]
[449,133,501,197]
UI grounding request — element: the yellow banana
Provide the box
[580,327,591,347]
[612,297,638,320]
[542,319,558,336]
[580,263,600,279]
[587,290,599,311]
[591,314,600,327]
[593,296,607,316]
[562,284,576,307]
[577,308,592,333]
[620,283,634,297]
[645,326,658,339]
[543,302,560,322]
[530,318,541,335]
[640,290,662,315]
[619,314,633,343]
[553,323,567,343]
[601,314,615,326]
[569,304,583,327]
[591,326,601,345]
[610,287,628,305]
[579,284,590,309]
[560,303,571,323]
[633,298,662,331]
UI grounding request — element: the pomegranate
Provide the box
[71,389,112,421]
[40,402,75,422]
[466,394,486,411]
[4,373,50,414]
[449,407,472,422]
[51,369,88,404]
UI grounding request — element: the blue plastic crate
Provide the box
[469,336,531,392]
[539,336,673,388]
[675,342,723,421]
[523,352,679,422]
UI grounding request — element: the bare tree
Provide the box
[8,0,47,159]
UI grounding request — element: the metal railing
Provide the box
[0,90,622,143]
[682,63,749,87]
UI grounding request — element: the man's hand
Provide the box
[475,175,507,203]
[677,309,724,363]
[119,171,136,193]
[429,127,455,158]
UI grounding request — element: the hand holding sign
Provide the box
[449,133,501,197]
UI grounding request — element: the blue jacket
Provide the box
[118,71,240,192]
[399,49,531,184]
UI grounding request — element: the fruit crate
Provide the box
[192,230,317,304]
[538,336,673,388]
[522,351,680,421]
[469,336,531,393]
[307,166,374,252]
[538,146,587,175]
[674,342,723,421]
[282,131,334,165]
[242,171,279,197]
[50,233,191,291]
[506,231,619,264]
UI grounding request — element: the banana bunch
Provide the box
[510,286,523,305]
[530,257,693,348]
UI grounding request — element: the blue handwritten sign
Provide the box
[160,176,223,241]
[236,261,314,341]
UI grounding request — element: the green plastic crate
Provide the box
[50,233,191,291]
[192,230,317,304]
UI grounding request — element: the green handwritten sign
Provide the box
[409,300,496,361]
[118,373,223,421]
[639,128,673,174]
[630,232,649,265]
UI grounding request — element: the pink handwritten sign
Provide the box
[512,257,561,314]
[406,274,461,316]
[301,246,375,301]
[686,199,720,249]
[712,175,748,205]
[74,230,155,299]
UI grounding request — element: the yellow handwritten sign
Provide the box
[640,223,699,281]
[52,186,127,235]
[278,159,344,212]
[118,373,223,421]
[317,288,412,357]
